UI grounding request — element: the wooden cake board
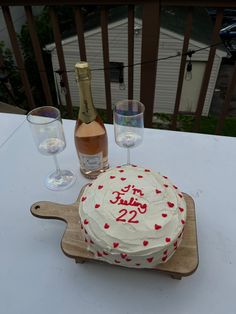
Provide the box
[30,189,198,280]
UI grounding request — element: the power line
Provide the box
[51,40,226,73]
[4,40,225,75]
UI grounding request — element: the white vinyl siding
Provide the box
[50,18,224,116]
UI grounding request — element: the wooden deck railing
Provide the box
[1,0,236,134]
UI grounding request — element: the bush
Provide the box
[0,41,26,108]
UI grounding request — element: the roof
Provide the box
[160,6,225,53]
[45,5,226,56]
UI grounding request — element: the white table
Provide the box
[0,113,26,147]
[1,113,236,314]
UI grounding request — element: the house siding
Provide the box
[50,19,222,116]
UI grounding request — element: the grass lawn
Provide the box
[61,106,236,137]
[153,114,236,137]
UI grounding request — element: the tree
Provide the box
[0,41,26,108]
[18,6,56,108]
[1,5,108,112]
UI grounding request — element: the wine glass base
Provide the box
[45,169,76,191]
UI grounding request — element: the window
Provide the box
[109,62,124,83]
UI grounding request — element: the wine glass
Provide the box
[114,100,145,165]
[27,106,76,191]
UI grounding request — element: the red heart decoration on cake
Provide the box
[103,251,108,255]
[138,175,143,178]
[154,224,162,230]
[162,256,168,262]
[114,260,120,263]
[84,219,89,225]
[104,223,110,229]
[167,201,174,208]
[164,184,168,188]
[136,263,141,266]
[121,253,127,259]
[98,185,103,190]
[179,207,184,212]
[155,189,162,194]
[145,169,150,172]
[97,251,102,257]
[162,213,167,218]
[119,169,124,173]
[163,176,168,179]
[110,176,115,179]
[163,249,168,255]
[126,258,132,262]
[173,185,178,189]
[178,193,183,198]
[81,196,87,202]
[95,204,100,208]
[113,242,119,248]
[121,177,126,181]
[143,240,149,246]
[165,237,171,243]
[181,219,185,225]
[147,257,153,263]
[174,241,177,247]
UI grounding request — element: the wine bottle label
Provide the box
[79,152,103,171]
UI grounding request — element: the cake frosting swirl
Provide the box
[79,165,187,268]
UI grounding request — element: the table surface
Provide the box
[1,112,236,314]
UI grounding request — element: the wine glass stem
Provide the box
[53,155,61,176]
[127,147,131,165]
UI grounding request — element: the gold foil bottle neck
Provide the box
[75,61,91,81]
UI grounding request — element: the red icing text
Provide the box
[110,184,147,223]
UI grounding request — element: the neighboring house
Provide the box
[46,7,226,115]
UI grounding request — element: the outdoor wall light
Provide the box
[185,50,193,81]
[134,25,142,35]
[185,61,192,81]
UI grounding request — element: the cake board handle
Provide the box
[30,201,78,225]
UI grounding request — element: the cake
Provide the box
[79,165,187,268]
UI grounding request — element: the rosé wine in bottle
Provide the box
[74,61,109,179]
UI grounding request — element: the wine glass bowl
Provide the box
[27,106,76,191]
[114,100,145,164]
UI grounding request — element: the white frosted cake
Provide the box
[79,165,187,268]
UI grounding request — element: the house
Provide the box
[45,7,226,116]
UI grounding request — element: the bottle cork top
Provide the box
[75,61,91,80]
[75,61,88,68]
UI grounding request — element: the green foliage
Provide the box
[152,113,236,137]
[61,108,236,137]
[1,5,236,137]
[0,5,102,112]
[16,5,90,112]
[18,6,56,108]
[0,41,26,108]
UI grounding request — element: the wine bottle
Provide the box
[74,61,109,179]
